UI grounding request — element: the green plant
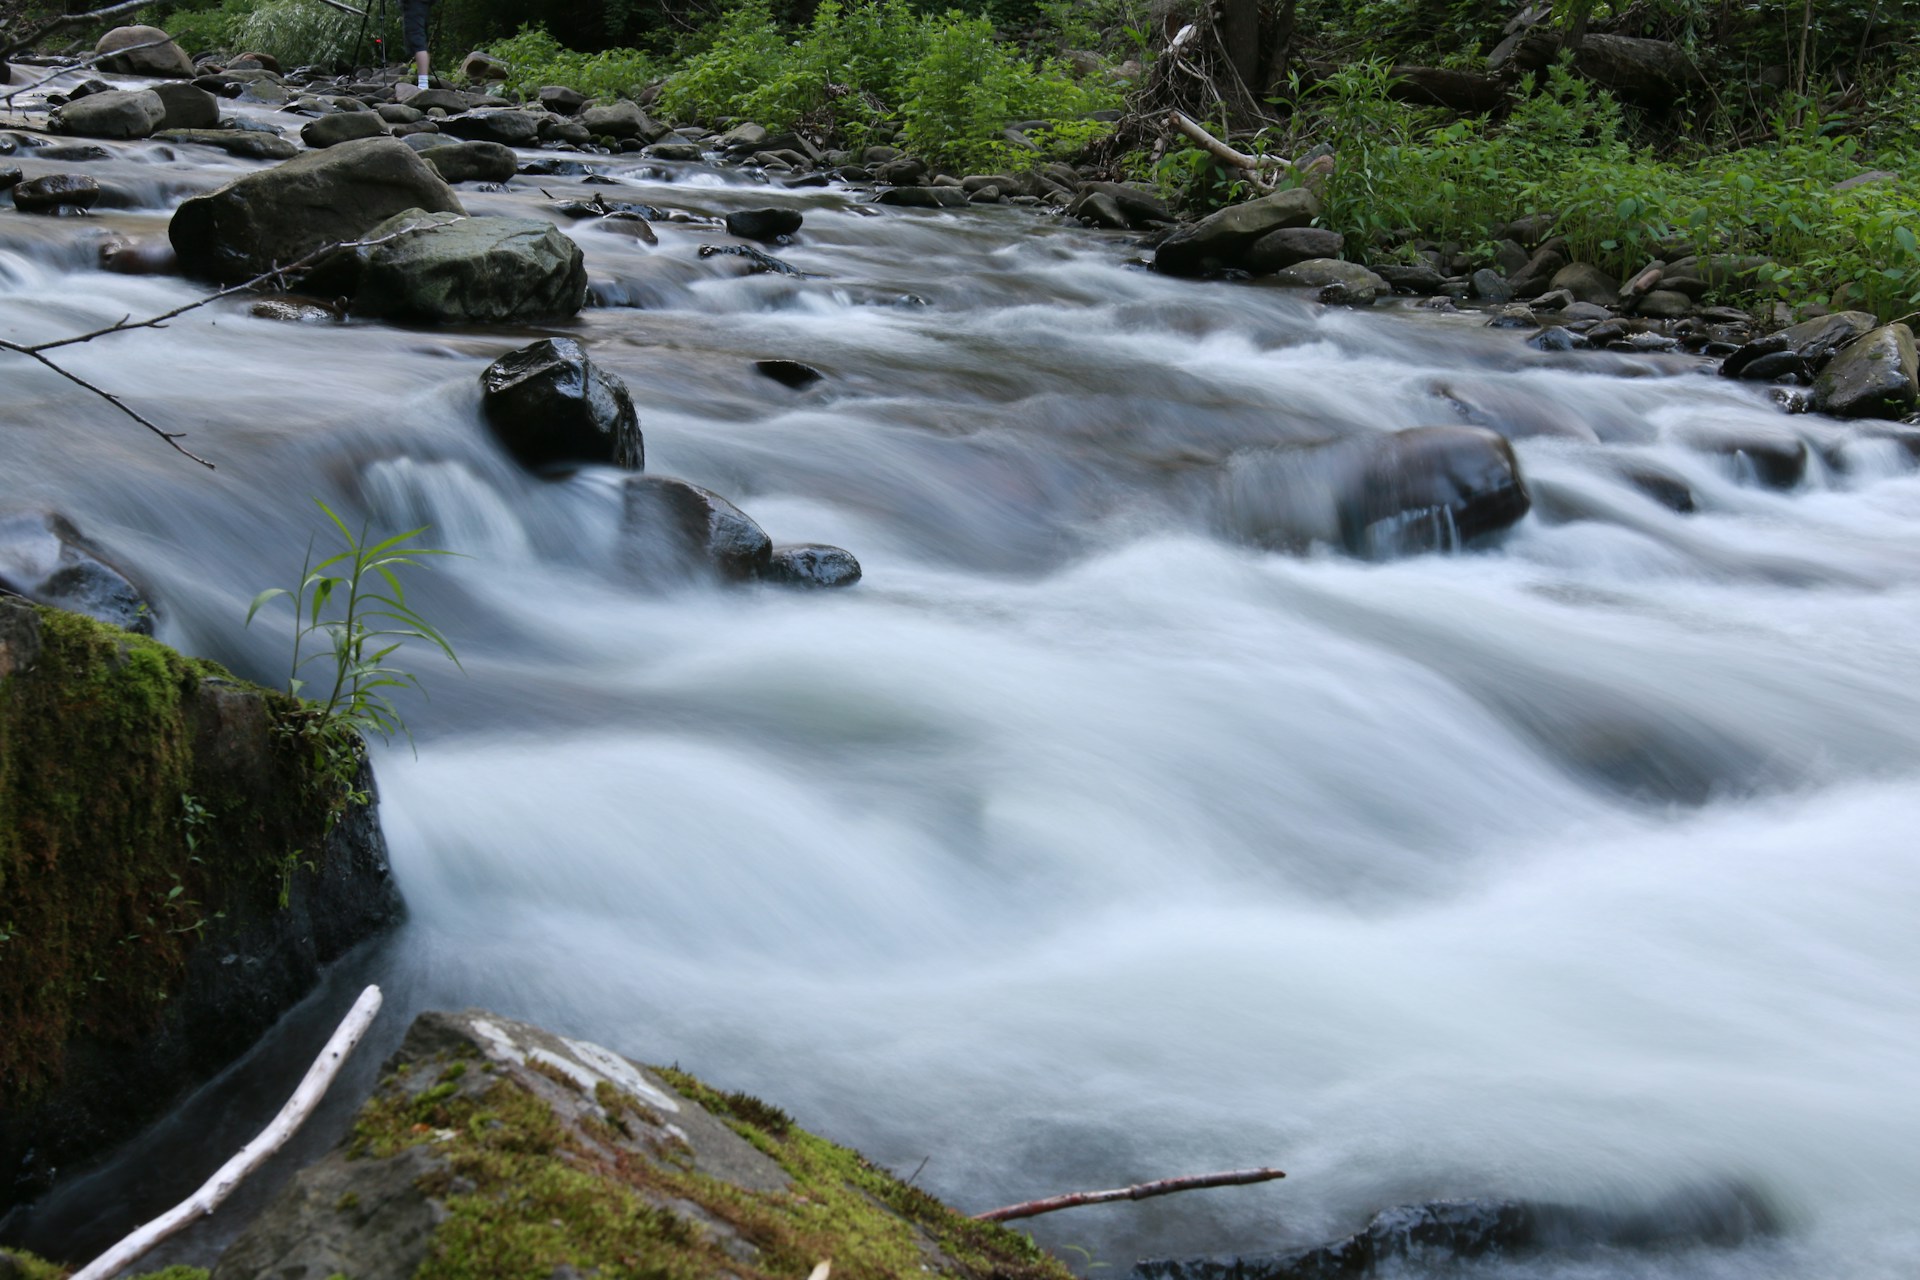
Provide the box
[483,25,659,99]
[228,0,358,66]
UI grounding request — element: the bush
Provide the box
[484,26,658,99]
[228,0,357,67]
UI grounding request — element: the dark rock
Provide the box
[460,50,511,81]
[1376,262,1444,293]
[1070,180,1173,227]
[170,136,465,282]
[876,185,968,208]
[1812,323,1918,419]
[645,141,703,161]
[1737,351,1809,382]
[1470,268,1513,302]
[211,1143,449,1280]
[438,110,539,147]
[0,168,20,191]
[1074,191,1126,227]
[538,85,587,115]
[1386,64,1508,112]
[1569,33,1699,104]
[761,544,862,588]
[377,103,424,124]
[1527,326,1589,352]
[1506,245,1568,296]
[148,81,221,130]
[155,128,299,160]
[1683,425,1810,487]
[875,156,929,185]
[1220,426,1531,557]
[99,234,176,275]
[341,209,587,323]
[1722,310,1875,379]
[726,207,803,242]
[481,337,642,474]
[11,174,99,214]
[1548,262,1619,306]
[1153,188,1320,277]
[398,87,476,113]
[698,243,808,276]
[1500,212,1556,247]
[755,359,823,389]
[1618,464,1696,513]
[538,115,592,146]
[36,144,110,162]
[0,511,154,633]
[301,111,388,148]
[1664,253,1771,289]
[1486,304,1537,329]
[623,476,772,581]
[1636,288,1692,318]
[1245,226,1343,273]
[421,140,517,183]
[1271,259,1385,304]
[52,88,166,140]
[94,24,195,77]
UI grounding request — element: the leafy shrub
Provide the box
[484,25,658,99]
[228,0,357,66]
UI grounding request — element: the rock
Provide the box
[579,98,652,139]
[1470,267,1513,302]
[421,139,517,183]
[1570,33,1698,104]
[1500,212,1556,247]
[1664,253,1771,289]
[142,81,220,131]
[52,88,166,139]
[1834,169,1896,192]
[0,511,153,633]
[1376,262,1445,293]
[301,111,388,148]
[36,143,111,162]
[1812,323,1919,419]
[754,358,823,389]
[460,50,511,81]
[480,337,642,474]
[377,103,424,124]
[645,141,703,161]
[99,234,176,275]
[1245,226,1343,273]
[538,115,593,146]
[231,51,282,73]
[398,87,475,113]
[1527,325,1589,352]
[170,136,465,282]
[539,85,587,115]
[1637,289,1692,318]
[1721,310,1875,379]
[762,544,862,588]
[1153,187,1321,277]
[1270,258,1386,305]
[1487,303,1537,329]
[875,156,930,185]
[155,128,299,160]
[726,207,803,242]
[1075,191,1127,227]
[624,476,772,581]
[1684,425,1809,486]
[1507,244,1568,296]
[1548,262,1619,306]
[0,169,21,192]
[876,185,968,208]
[0,598,401,1211]
[438,109,540,147]
[1386,64,1509,112]
[342,209,589,323]
[1070,180,1173,228]
[1219,426,1531,557]
[11,174,99,214]
[94,25,196,77]
[716,121,769,150]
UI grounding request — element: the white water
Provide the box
[3,115,1919,1275]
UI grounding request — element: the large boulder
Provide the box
[51,88,165,140]
[94,25,196,78]
[437,109,540,147]
[623,476,773,582]
[300,111,389,149]
[480,337,642,473]
[0,510,153,633]
[1153,187,1321,277]
[148,81,221,130]
[1548,261,1619,306]
[1219,426,1531,557]
[1244,226,1344,273]
[341,209,588,322]
[1811,323,1918,419]
[1721,310,1876,380]
[421,139,518,183]
[1269,256,1384,303]
[169,137,465,282]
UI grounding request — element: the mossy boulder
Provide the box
[1811,322,1919,419]
[210,1009,1071,1280]
[0,600,402,1210]
[338,209,589,324]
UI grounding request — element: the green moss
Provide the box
[0,1249,68,1280]
[0,605,354,1108]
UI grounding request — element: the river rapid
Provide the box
[3,92,1919,1278]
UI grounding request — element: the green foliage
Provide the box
[483,25,658,99]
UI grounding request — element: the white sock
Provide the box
[416,74,430,90]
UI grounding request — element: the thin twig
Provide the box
[975,1167,1286,1223]
[0,338,216,466]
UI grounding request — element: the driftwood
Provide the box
[1168,110,1290,192]
[975,1167,1287,1223]
[71,985,384,1280]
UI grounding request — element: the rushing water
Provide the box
[3,91,1920,1278]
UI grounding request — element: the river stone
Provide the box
[398,87,476,113]
[1471,268,1513,302]
[95,24,196,77]
[761,544,862,588]
[1637,288,1692,318]
[877,185,968,208]
[1548,262,1619,306]
[1220,426,1531,557]
[480,337,642,473]
[461,50,511,81]
[438,110,540,147]
[170,136,465,282]
[755,358,823,389]
[1721,310,1876,379]
[1153,187,1321,277]
[539,116,593,146]
[0,169,21,192]
[421,140,517,183]
[1812,323,1919,419]
[578,99,652,139]
[155,129,299,160]
[52,88,166,140]
[1507,244,1568,296]
[1070,180,1174,228]
[0,510,154,633]
[344,209,588,323]
[1271,258,1386,304]
[11,174,99,214]
[1376,262,1445,293]
[149,81,221,130]
[301,111,388,148]
[624,477,773,581]
[726,207,803,242]
[539,85,587,115]
[1665,253,1771,288]
[1244,226,1343,273]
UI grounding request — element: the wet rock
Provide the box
[0,168,21,191]
[1070,180,1174,228]
[422,139,518,183]
[646,140,705,161]
[0,511,154,633]
[250,296,340,322]
[397,87,475,113]
[301,111,388,148]
[623,476,772,581]
[1683,425,1809,487]
[36,143,110,162]
[377,103,425,125]
[1074,191,1126,227]
[95,24,196,77]
[755,359,823,389]
[1470,267,1513,302]
[170,136,465,282]
[1506,245,1567,296]
[1220,426,1530,557]
[99,234,176,275]
[1812,323,1918,419]
[1245,226,1343,273]
[342,209,588,323]
[11,173,99,214]
[1548,262,1619,306]
[539,85,587,115]
[579,99,653,140]
[726,207,803,242]
[1271,258,1386,305]
[481,337,642,474]
[1665,253,1771,289]
[1153,187,1320,277]
[149,81,221,130]
[1527,325,1589,352]
[1721,310,1876,379]
[1618,463,1696,513]
[877,185,968,208]
[155,128,299,161]
[438,109,540,147]
[1487,304,1537,329]
[762,544,862,588]
[52,88,166,139]
[1737,351,1808,382]
[1375,262,1444,293]
[875,156,929,185]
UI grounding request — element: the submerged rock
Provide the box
[725,206,803,242]
[623,476,773,581]
[342,209,589,323]
[480,337,643,473]
[762,543,862,588]
[0,510,154,633]
[10,173,99,215]
[755,358,824,389]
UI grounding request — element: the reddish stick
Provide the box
[974,1167,1287,1223]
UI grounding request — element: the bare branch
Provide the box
[0,36,176,105]
[975,1167,1287,1223]
[0,336,216,467]
[3,0,154,59]
[1169,110,1293,181]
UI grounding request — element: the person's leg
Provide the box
[403,0,430,87]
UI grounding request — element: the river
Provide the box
[2,93,1918,1278]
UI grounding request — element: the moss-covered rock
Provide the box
[210,1009,1072,1280]
[0,599,402,1211]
